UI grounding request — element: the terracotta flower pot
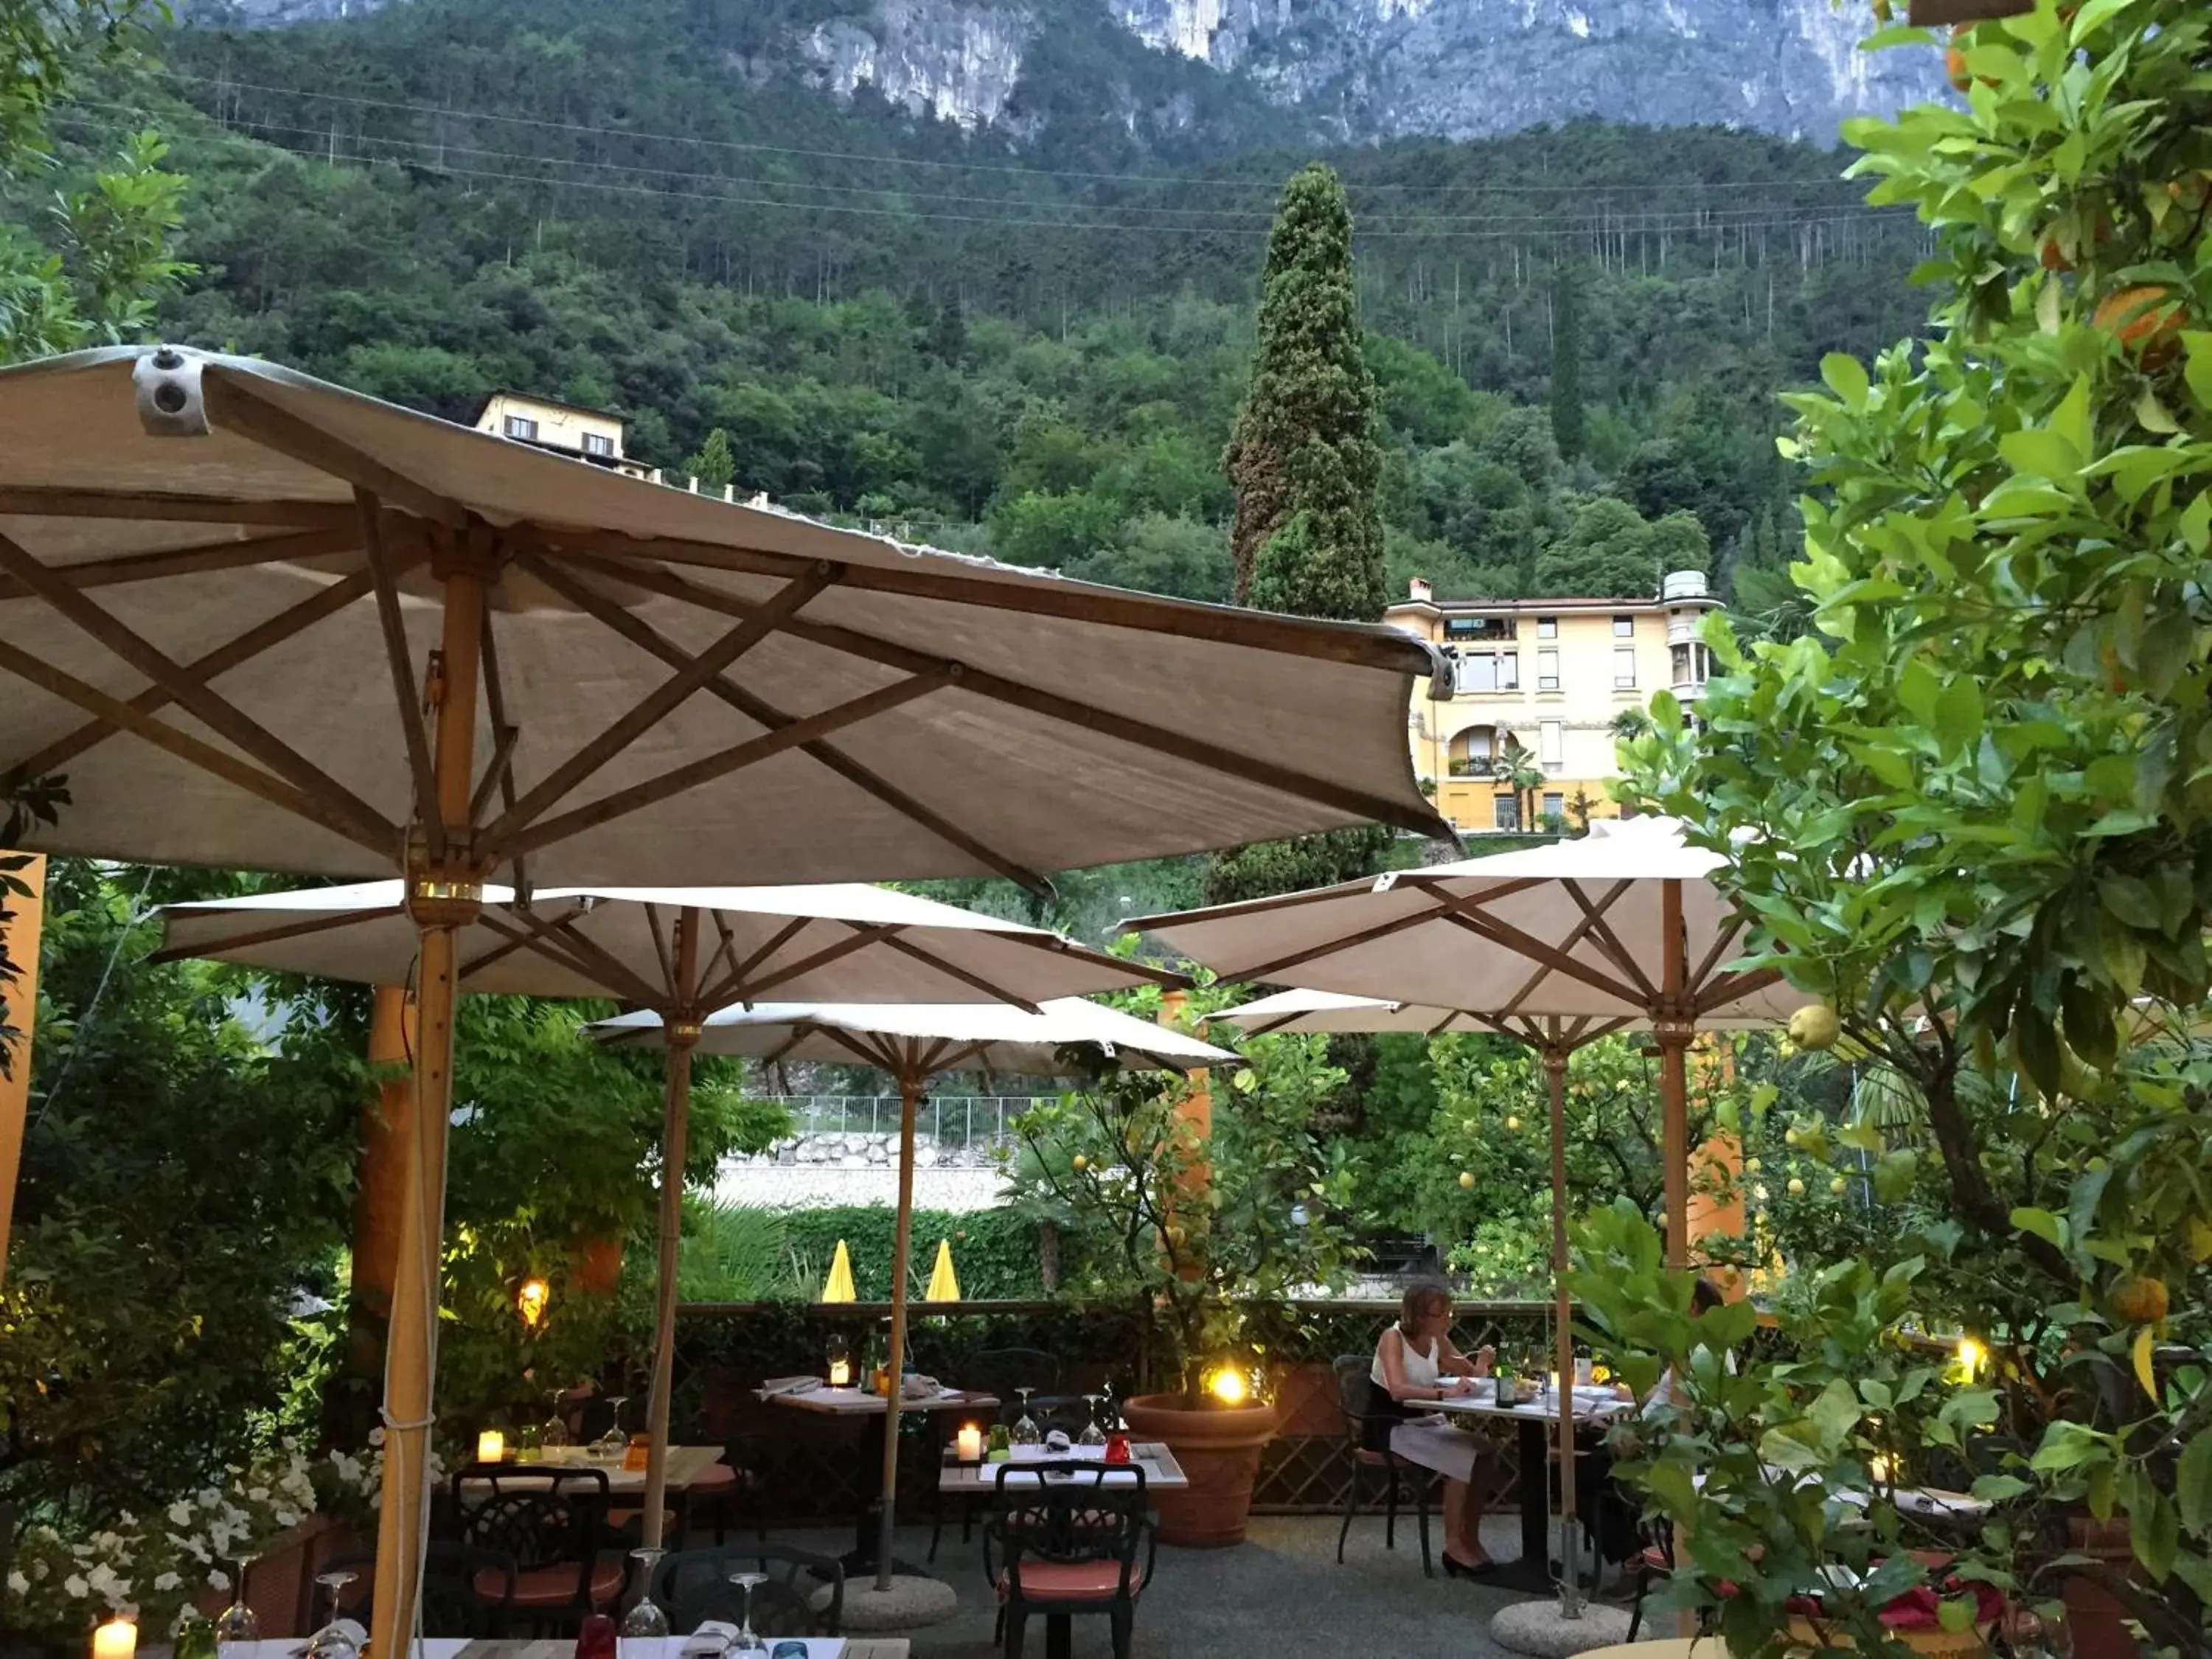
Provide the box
[1120,1393,1279,1548]
[1784,1618,1991,1655]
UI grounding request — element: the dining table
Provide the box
[460,1443,730,1495]
[760,1380,998,1578]
[936,1439,1189,1494]
[236,1641,850,1659]
[1428,1385,1629,1593]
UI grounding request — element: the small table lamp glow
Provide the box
[92,1616,136,1659]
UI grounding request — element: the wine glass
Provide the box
[1078,1393,1107,1447]
[726,1568,771,1658]
[619,1548,670,1655]
[543,1383,574,1454]
[212,1558,259,1658]
[1012,1385,1041,1447]
[302,1569,361,1659]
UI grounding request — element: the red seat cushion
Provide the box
[1001,1562,1138,1603]
[481,1560,625,1609]
[689,1463,740,1491]
[1638,1544,1671,1571]
[1354,1448,1391,1467]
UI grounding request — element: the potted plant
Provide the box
[1006,986,1361,1545]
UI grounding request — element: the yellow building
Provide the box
[472,390,652,478]
[1386,571,1722,834]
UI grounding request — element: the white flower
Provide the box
[206,1568,230,1593]
[6,1570,24,1594]
[64,1574,88,1599]
[167,1503,192,1527]
[274,1508,299,1528]
[367,1427,386,1448]
[153,1572,181,1593]
[247,1486,269,1503]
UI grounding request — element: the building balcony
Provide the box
[1447,757,1497,779]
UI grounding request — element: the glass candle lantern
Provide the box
[825,1334,852,1388]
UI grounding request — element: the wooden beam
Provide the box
[358,490,444,863]
[991,929,1188,990]
[474,908,661,1006]
[698,914,813,1011]
[1562,879,1658,1004]
[1697,966,1787,1017]
[1437,905,1645,1009]
[872,931,1042,1015]
[0,487,355,528]
[515,551,1052,894]
[0,636,392,858]
[1494,880,1634,1017]
[202,369,467,529]
[467,724,521,831]
[731,925,903,1002]
[1227,889,1495,986]
[1687,916,1749,999]
[0,532,399,854]
[565,552,1444,838]
[475,611,528,897]
[536,529,1441,677]
[0,524,360,600]
[149,902,403,964]
[643,902,676,1001]
[480,564,834,850]
[4,562,390,783]
[495,675,948,861]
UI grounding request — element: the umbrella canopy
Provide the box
[595,996,1232,1593]
[0,344,1444,1649]
[154,880,1180,1009]
[1214,985,1779,1042]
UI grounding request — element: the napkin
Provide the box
[682,1620,739,1655]
[760,1375,822,1397]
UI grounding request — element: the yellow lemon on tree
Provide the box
[1458,1171,1475,1189]
[1745,1158,1762,1175]
[1784,1127,1801,1149]
[1788,1003,1842,1052]
[1829,1176,1848,1196]
[1506,1115,1522,1132]
[1788,1178,1806,1197]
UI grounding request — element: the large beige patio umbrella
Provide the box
[0,344,1447,1652]
[1210,983,1777,1615]
[156,880,1181,1557]
[593,997,1233,1593]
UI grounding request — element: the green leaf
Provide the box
[1972,1473,2033,1503]
[2178,1430,2212,1540]
[1934,676,1983,759]
[2135,389,2180,434]
[1822,353,1872,410]
[2011,1207,2065,1249]
[2185,331,2212,414]
[1938,1596,1976,1634]
[2051,373,2094,460]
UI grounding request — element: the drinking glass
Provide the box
[987,1423,1012,1463]
[1078,1393,1107,1447]
[302,1569,361,1659]
[594,1391,632,1461]
[726,1569,771,1658]
[543,1384,574,1453]
[1012,1386,1041,1447]
[619,1548,670,1655]
[212,1559,260,1658]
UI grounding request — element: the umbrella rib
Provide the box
[1437,904,1645,1008]
[0,487,355,527]
[479,564,836,850]
[477,908,661,1005]
[148,902,404,964]
[871,931,1042,1014]
[0,533,400,852]
[466,725,522,831]
[1492,880,1632,1017]
[566,552,1439,839]
[1562,880,1658,1004]
[358,489,444,863]
[515,550,1053,894]
[1688,914,1748,995]
[201,369,467,529]
[644,902,676,1001]
[0,524,362,600]
[734,926,904,1002]
[1697,966,1787,1015]
[700,915,812,1010]
[1228,896,1480,985]
[917,1036,956,1074]
[692,912,740,1001]
[475,611,528,897]
[559,528,1436,676]
[992,931,1187,990]
[495,675,950,862]
[4,561,392,782]
[0,635,392,857]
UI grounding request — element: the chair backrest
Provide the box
[449,1462,608,1596]
[997,1394,1096,1438]
[1334,1354,1383,1435]
[990,1464,1148,1604]
[967,1346,1061,1399]
[300,1544,516,1638]
[652,1543,844,1636]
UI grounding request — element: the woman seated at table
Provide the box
[1371,1279,1497,1577]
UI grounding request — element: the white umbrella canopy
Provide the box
[594,997,1233,1592]
[0,344,1446,1649]
[1213,985,1781,1042]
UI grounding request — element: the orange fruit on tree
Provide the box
[2110,1275,2169,1326]
[2093,285,2187,366]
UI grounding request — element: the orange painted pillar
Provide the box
[1685,1037,1748,1298]
[327,985,417,1445]
[0,855,46,1287]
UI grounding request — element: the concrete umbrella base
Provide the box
[820,1574,961,1630]
[1490,1598,1635,1658]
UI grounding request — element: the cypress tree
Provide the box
[1223,163,1386,622]
[685,426,736,490]
[1550,262,1586,461]
[1208,164,1394,905]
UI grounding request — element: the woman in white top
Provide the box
[1371,1279,1498,1576]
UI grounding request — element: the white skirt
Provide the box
[1389,1416,1483,1484]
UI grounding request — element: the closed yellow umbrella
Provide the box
[925,1239,960,1302]
[822,1239,858,1303]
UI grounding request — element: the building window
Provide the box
[1457,651,1519,693]
[504,414,538,441]
[1494,795,1520,832]
[1540,720,1563,771]
[1537,648,1560,692]
[1537,616,1557,639]
[582,431,616,457]
[1448,726,1495,776]
[1543,791,1565,824]
[1614,647,1638,689]
[1613,615,1635,637]
[1444,616,1517,642]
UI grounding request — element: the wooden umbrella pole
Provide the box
[1659,878,1691,1270]
[369,560,486,1659]
[642,911,703,1556]
[1545,1042,1584,1617]
[875,1069,923,1592]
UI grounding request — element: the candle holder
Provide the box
[824,1333,853,1390]
[953,1422,985,1466]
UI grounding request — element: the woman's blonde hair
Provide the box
[1398,1278,1453,1335]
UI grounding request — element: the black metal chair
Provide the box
[985,1464,1154,1659]
[1331,1354,1433,1577]
[684,1433,773,1546]
[307,1545,520,1636]
[448,1461,619,1633]
[649,1542,844,1636]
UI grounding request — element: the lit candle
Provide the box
[92,1617,136,1659]
[828,1357,853,1388]
[1870,1453,1895,1485]
[956,1422,984,1463]
[477,1427,507,1464]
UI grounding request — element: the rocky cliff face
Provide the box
[184,0,1946,143]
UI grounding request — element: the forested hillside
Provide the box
[52,0,1941,615]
